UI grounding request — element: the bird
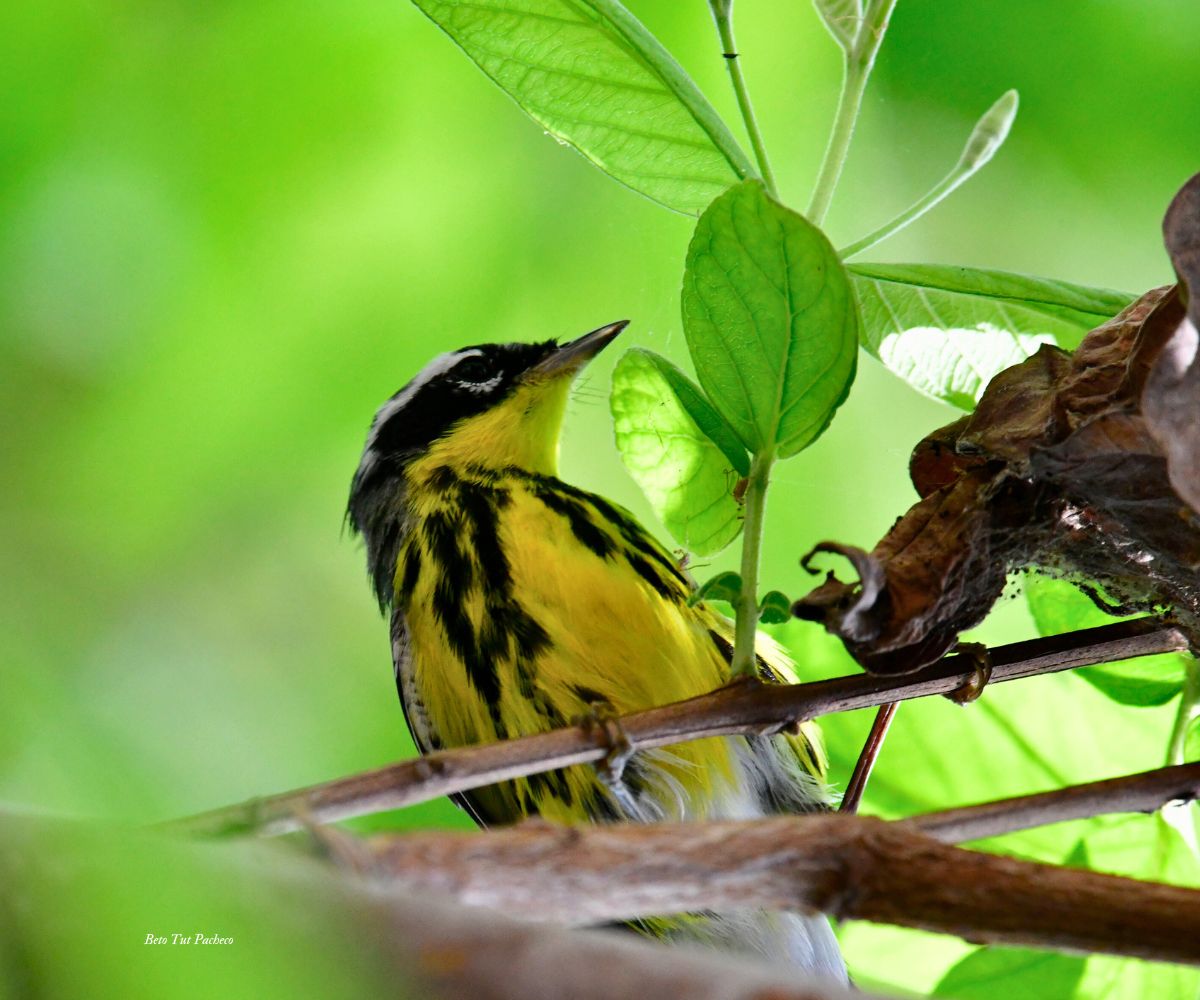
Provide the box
[347,320,845,979]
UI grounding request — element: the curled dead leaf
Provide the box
[794,174,1200,674]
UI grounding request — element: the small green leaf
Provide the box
[682,180,859,458]
[933,947,1087,999]
[850,263,1134,410]
[411,0,753,215]
[690,570,743,606]
[757,590,792,624]
[632,349,750,477]
[1025,575,1186,707]
[610,349,746,556]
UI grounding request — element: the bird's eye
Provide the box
[453,356,495,383]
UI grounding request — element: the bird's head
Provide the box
[347,320,626,603]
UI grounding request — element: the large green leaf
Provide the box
[1025,574,1187,707]
[933,947,1087,999]
[1073,816,1200,999]
[411,0,753,215]
[610,348,745,556]
[682,180,859,458]
[849,263,1134,410]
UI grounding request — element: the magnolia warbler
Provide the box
[347,321,844,978]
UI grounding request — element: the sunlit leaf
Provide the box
[850,263,1134,410]
[682,180,858,457]
[932,947,1086,999]
[411,0,753,215]
[1074,816,1200,999]
[610,349,745,556]
[1025,574,1186,707]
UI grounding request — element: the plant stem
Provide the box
[709,1,777,197]
[806,0,898,226]
[840,88,1019,258]
[731,450,774,678]
[1167,657,1200,766]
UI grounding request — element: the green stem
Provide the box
[806,0,898,226]
[1166,657,1200,766]
[840,88,1018,258]
[731,450,774,678]
[709,1,777,196]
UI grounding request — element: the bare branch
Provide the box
[170,618,1187,836]
[910,761,1200,843]
[0,814,883,1000]
[353,812,1200,966]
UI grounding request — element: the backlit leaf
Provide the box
[412,0,753,215]
[933,947,1086,999]
[1073,816,1200,999]
[611,349,745,556]
[850,263,1134,410]
[1025,574,1186,707]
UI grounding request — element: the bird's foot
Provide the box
[947,641,993,704]
[573,703,634,786]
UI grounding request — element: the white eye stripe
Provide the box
[367,348,484,446]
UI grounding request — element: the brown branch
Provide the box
[839,702,898,814]
[351,811,1200,966]
[0,815,882,1000]
[909,760,1200,843]
[170,618,1187,836]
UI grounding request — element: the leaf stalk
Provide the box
[708,0,778,197]
[731,449,774,677]
[806,0,898,225]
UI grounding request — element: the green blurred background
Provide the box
[3,0,1199,995]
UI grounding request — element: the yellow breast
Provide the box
[396,461,744,824]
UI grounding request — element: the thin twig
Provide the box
[169,618,1187,837]
[352,810,1200,966]
[840,701,897,813]
[909,761,1200,844]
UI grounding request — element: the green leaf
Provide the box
[627,348,750,477]
[1025,575,1186,707]
[933,947,1087,999]
[1074,816,1200,999]
[690,570,742,606]
[610,349,746,556]
[411,0,753,215]
[1187,717,1200,763]
[758,590,791,624]
[682,180,859,458]
[849,263,1134,410]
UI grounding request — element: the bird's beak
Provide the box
[530,320,629,379]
